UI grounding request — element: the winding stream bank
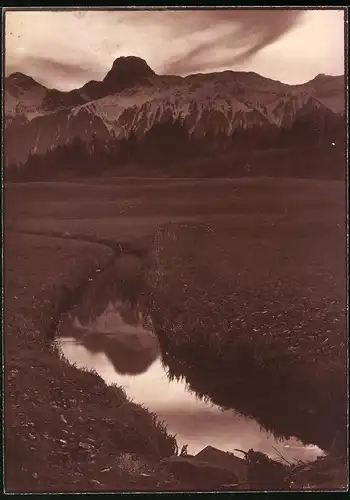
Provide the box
[5,230,180,492]
[5,175,346,491]
[55,250,324,464]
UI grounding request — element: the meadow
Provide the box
[4,177,347,491]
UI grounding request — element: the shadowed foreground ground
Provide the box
[4,178,347,491]
[5,232,183,492]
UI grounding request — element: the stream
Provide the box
[56,254,324,462]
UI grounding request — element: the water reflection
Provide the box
[60,303,159,375]
[57,257,323,461]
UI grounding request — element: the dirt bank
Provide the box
[4,232,180,492]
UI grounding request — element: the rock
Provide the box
[101,467,112,473]
[90,479,102,486]
[78,441,91,450]
[161,455,239,488]
[195,445,247,482]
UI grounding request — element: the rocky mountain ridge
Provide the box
[4,56,345,168]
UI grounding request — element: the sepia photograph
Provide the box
[3,6,347,493]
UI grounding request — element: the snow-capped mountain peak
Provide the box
[4,57,345,167]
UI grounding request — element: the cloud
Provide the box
[156,10,305,74]
[71,9,305,75]
[6,54,105,90]
[27,55,100,83]
[4,9,343,89]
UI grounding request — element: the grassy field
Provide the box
[4,177,347,491]
[4,232,183,492]
[147,218,346,452]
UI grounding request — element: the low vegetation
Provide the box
[146,217,346,454]
[5,233,178,492]
[4,178,347,491]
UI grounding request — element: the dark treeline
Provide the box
[6,113,345,181]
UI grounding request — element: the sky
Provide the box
[4,8,345,91]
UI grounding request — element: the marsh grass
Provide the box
[147,221,346,454]
[4,178,346,491]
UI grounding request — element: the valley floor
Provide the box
[3,177,347,492]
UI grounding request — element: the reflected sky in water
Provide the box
[57,258,324,461]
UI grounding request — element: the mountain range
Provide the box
[4,56,345,176]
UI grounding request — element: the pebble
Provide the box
[90,479,102,486]
[78,441,91,450]
[60,414,68,424]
